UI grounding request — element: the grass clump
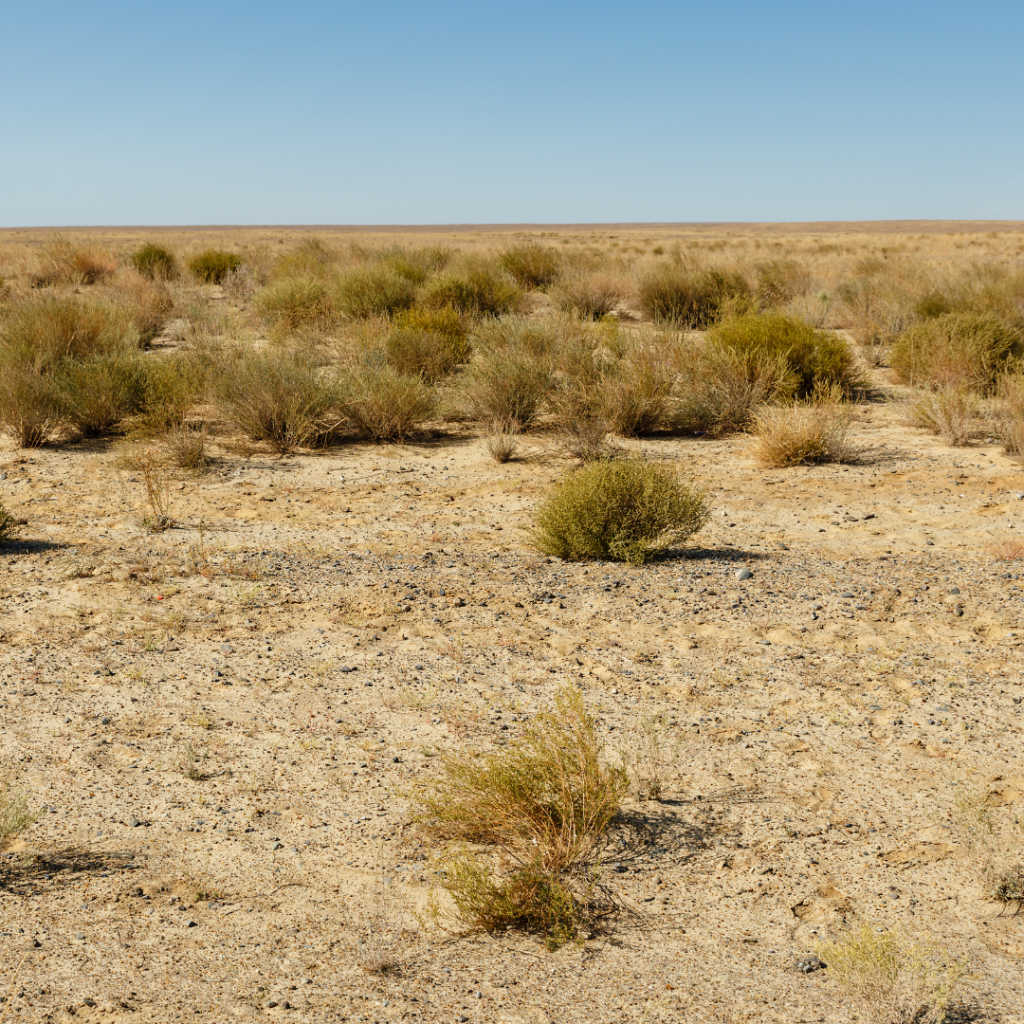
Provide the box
[755,259,811,308]
[813,922,971,1024]
[906,387,979,446]
[752,386,856,467]
[985,864,1024,910]
[419,259,523,317]
[215,349,342,454]
[891,312,1023,391]
[551,273,622,320]
[49,352,148,437]
[341,362,436,442]
[189,250,243,284]
[384,307,469,381]
[255,277,336,332]
[500,243,560,290]
[0,776,36,848]
[376,244,452,284]
[333,266,417,318]
[708,313,863,397]
[636,264,751,328]
[995,373,1024,459]
[131,243,178,280]
[419,686,627,947]
[532,459,711,564]
[34,235,118,286]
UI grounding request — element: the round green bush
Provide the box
[189,250,243,284]
[890,312,1023,391]
[637,265,751,327]
[708,313,862,398]
[131,243,178,280]
[531,460,711,565]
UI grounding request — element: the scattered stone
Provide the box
[736,569,752,580]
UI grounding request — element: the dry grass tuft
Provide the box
[34,235,118,286]
[0,776,36,848]
[813,922,971,1024]
[995,373,1024,459]
[752,386,856,467]
[500,242,560,290]
[988,538,1024,561]
[483,419,520,463]
[905,388,979,446]
[984,863,1024,911]
[551,273,622,320]
[419,686,627,946]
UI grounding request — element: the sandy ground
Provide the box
[1,397,1023,1024]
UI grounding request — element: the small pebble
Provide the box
[736,569,752,580]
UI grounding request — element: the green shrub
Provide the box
[376,245,452,284]
[636,264,751,327]
[189,250,243,284]
[419,259,523,317]
[215,349,342,454]
[333,266,417,318]
[255,277,336,331]
[890,312,1023,392]
[500,243,560,290]
[708,313,863,397]
[341,362,437,441]
[419,686,626,946]
[0,357,60,447]
[134,353,210,436]
[131,243,178,280]
[0,294,138,370]
[384,325,468,382]
[49,353,148,437]
[460,351,553,430]
[531,459,711,564]
[603,342,675,436]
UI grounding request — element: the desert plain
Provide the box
[0,222,1023,1024]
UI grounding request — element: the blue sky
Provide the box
[2,0,1022,225]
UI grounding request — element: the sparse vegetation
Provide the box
[531,459,711,564]
[0,777,36,848]
[419,686,627,947]
[334,266,417,318]
[752,386,856,467]
[419,258,523,317]
[342,362,437,442]
[813,922,971,1024]
[906,387,979,446]
[551,272,622,319]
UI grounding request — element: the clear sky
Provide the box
[2,0,1022,226]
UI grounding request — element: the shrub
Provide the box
[131,243,178,280]
[419,686,627,946]
[107,275,175,343]
[376,245,452,284]
[755,259,811,308]
[636,264,751,327]
[460,350,553,431]
[215,349,342,454]
[603,341,675,436]
[985,864,1024,909]
[500,242,560,290]
[271,237,339,280]
[906,388,979,447]
[751,386,856,467]
[547,365,612,462]
[890,312,1023,392]
[189,250,243,284]
[333,266,417,318]
[383,308,469,381]
[995,373,1024,459]
[0,294,138,370]
[551,272,622,320]
[135,352,210,436]
[483,418,520,463]
[419,259,523,317]
[255,277,336,331]
[49,352,148,437]
[531,459,711,564]
[160,424,211,472]
[708,313,863,397]
[672,341,788,437]
[813,922,971,1024]
[0,777,36,848]
[341,362,436,442]
[0,358,59,447]
[35,235,118,286]
[0,499,21,544]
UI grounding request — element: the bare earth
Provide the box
[0,223,1023,1023]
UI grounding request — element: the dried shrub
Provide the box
[376,244,452,284]
[0,776,36,847]
[813,922,971,1024]
[189,250,243,285]
[995,373,1024,459]
[984,863,1024,909]
[419,686,627,946]
[35,235,118,285]
[135,352,210,436]
[906,388,979,446]
[551,272,622,320]
[483,418,520,463]
[215,349,342,454]
[159,424,211,472]
[752,386,856,467]
[603,340,675,436]
[500,242,560,290]
[708,313,864,397]
[531,459,711,564]
[0,359,59,447]
[333,266,417,318]
[756,259,811,308]
[131,243,178,280]
[49,352,148,437]
[255,277,336,332]
[636,264,751,327]
[341,362,436,442]
[836,261,926,365]
[672,341,788,436]
[891,312,1023,392]
[107,274,175,343]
